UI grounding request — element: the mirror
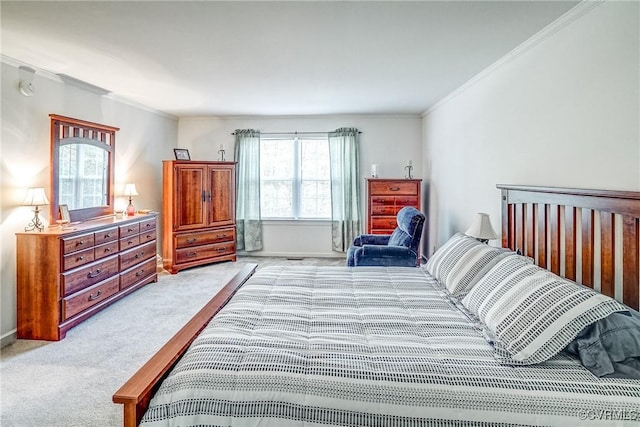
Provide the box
[50,114,118,223]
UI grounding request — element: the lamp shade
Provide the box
[465,213,498,240]
[123,183,139,197]
[23,187,49,206]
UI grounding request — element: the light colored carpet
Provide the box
[0,256,344,427]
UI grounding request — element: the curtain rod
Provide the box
[230,131,362,135]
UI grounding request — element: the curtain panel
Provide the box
[328,128,361,252]
[234,129,263,252]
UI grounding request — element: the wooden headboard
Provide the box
[498,185,640,311]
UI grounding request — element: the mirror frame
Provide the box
[50,114,119,223]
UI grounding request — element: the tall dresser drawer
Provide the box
[62,276,120,320]
[370,217,398,230]
[62,255,119,296]
[120,258,156,290]
[369,181,419,195]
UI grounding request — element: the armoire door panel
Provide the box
[175,167,207,230]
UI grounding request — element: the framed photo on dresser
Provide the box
[174,148,191,161]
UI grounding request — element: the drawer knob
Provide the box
[76,256,84,261]
[135,269,145,277]
[389,187,400,191]
[186,238,197,243]
[146,234,153,239]
[76,241,85,246]
[146,224,152,228]
[87,269,102,279]
[88,290,102,301]
[105,233,111,238]
[217,234,227,238]
[216,247,227,253]
[128,240,134,245]
[128,228,134,232]
[105,248,112,253]
[135,252,144,259]
[186,251,197,258]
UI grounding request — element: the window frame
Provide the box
[259,135,331,221]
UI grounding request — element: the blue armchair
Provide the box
[346,206,426,267]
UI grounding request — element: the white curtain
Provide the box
[234,129,263,251]
[328,128,361,252]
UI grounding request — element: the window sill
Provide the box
[261,219,332,226]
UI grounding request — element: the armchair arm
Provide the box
[353,244,418,267]
[354,234,391,246]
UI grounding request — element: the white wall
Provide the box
[422,1,639,254]
[178,115,423,257]
[0,60,178,344]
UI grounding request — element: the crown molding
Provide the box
[423,0,604,117]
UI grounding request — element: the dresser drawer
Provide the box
[139,218,156,232]
[371,205,402,215]
[176,241,235,264]
[62,233,95,255]
[139,228,156,244]
[120,241,156,271]
[62,255,119,296]
[369,181,419,195]
[175,228,235,249]
[95,241,119,260]
[62,276,119,320]
[394,196,419,206]
[370,217,398,231]
[119,222,140,238]
[94,226,118,245]
[63,247,95,271]
[370,196,396,206]
[120,235,140,251]
[120,257,156,290]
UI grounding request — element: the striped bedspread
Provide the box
[141,266,640,426]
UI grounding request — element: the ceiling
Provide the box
[1,1,579,117]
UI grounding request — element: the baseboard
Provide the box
[1,329,17,348]
[237,251,344,259]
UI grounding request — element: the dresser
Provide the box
[162,161,236,274]
[16,214,158,341]
[366,178,422,234]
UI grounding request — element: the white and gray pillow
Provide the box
[462,255,628,365]
[425,232,520,298]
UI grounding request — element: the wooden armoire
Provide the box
[162,161,237,273]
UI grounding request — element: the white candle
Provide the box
[408,160,413,167]
[219,144,224,150]
[371,164,378,178]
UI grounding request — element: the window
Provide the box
[260,137,331,219]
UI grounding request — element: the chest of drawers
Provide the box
[366,179,422,234]
[16,214,158,341]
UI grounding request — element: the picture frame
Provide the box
[59,204,70,222]
[174,148,191,161]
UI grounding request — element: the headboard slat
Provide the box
[600,212,615,298]
[622,215,639,309]
[499,185,640,310]
[550,205,561,276]
[565,207,577,281]
[581,209,595,289]
[537,203,547,268]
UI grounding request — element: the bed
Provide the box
[114,185,640,426]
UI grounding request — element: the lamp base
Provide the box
[127,203,135,216]
[25,208,45,232]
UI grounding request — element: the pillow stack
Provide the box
[428,232,629,368]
